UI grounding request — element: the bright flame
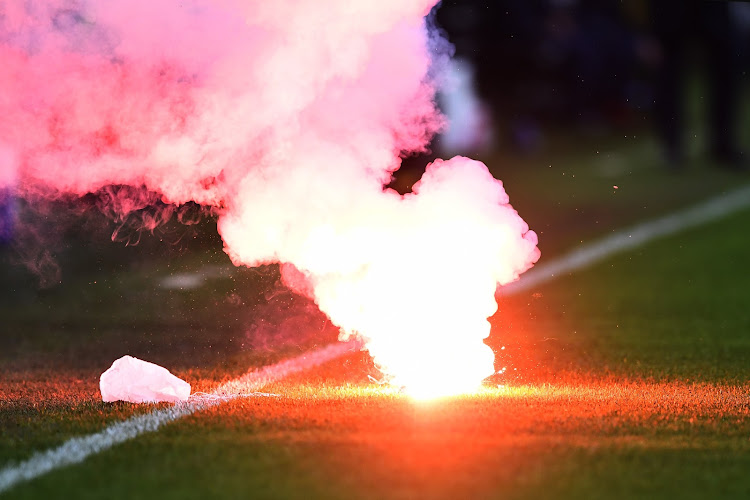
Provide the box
[264,157,540,399]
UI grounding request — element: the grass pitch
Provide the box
[2,134,750,498]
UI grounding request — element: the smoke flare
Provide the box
[1,0,539,397]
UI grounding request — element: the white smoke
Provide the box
[0,0,539,395]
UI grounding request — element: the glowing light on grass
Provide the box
[1,0,539,397]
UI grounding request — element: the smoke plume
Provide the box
[1,0,539,395]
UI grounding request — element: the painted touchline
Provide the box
[2,183,749,493]
[501,183,750,295]
[0,341,360,494]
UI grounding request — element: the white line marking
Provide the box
[0,341,360,494]
[3,184,750,493]
[502,184,750,295]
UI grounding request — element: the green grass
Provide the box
[6,379,750,499]
[3,126,750,498]
[489,204,750,383]
[0,219,339,467]
[5,204,750,498]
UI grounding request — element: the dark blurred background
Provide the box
[422,0,749,167]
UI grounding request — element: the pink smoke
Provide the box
[1,0,539,395]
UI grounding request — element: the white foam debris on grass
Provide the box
[3,184,750,493]
[100,355,191,404]
[0,340,360,494]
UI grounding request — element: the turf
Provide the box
[6,368,750,499]
[3,133,750,498]
[490,204,750,383]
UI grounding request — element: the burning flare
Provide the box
[0,0,539,397]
